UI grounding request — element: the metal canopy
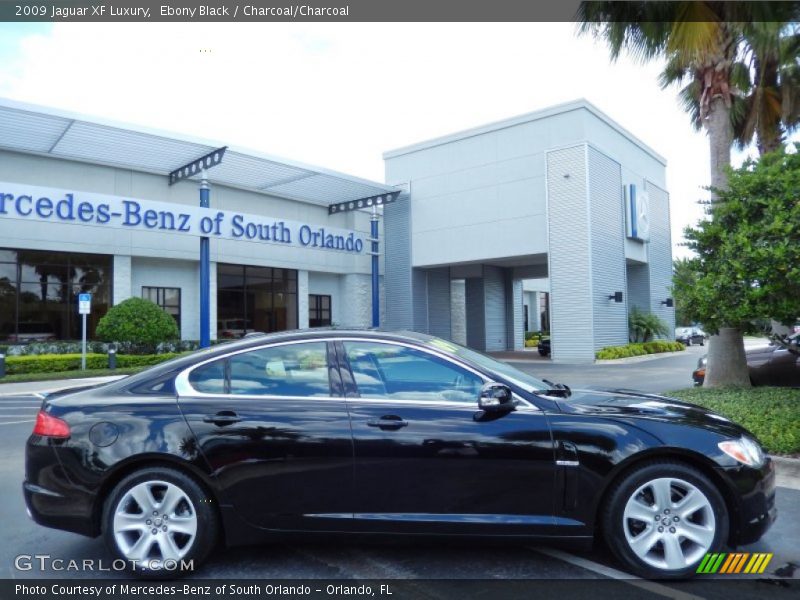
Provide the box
[0,98,398,206]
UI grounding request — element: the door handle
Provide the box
[203,411,241,426]
[367,415,408,430]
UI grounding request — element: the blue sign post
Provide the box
[78,293,91,370]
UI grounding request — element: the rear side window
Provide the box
[229,342,331,397]
[188,359,226,394]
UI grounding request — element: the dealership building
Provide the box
[0,98,674,363]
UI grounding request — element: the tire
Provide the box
[102,467,219,578]
[601,461,728,579]
[686,339,692,347]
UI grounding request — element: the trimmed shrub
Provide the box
[596,341,685,360]
[96,298,179,348]
[5,352,182,375]
[3,339,225,356]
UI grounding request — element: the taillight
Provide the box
[32,410,70,438]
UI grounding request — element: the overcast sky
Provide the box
[0,22,764,258]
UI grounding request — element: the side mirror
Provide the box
[478,382,515,413]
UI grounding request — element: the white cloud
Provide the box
[1,22,715,258]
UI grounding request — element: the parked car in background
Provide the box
[537,338,551,357]
[25,329,775,579]
[7,321,56,342]
[693,333,800,386]
[217,318,254,339]
[675,327,706,347]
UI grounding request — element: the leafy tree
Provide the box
[671,258,698,327]
[96,297,179,348]
[675,148,800,386]
[628,306,670,343]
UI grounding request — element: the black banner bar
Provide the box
[2,578,797,600]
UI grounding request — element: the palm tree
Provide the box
[736,20,800,155]
[577,2,779,386]
[662,21,800,156]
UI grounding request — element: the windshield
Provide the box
[423,337,550,392]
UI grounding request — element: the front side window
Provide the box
[344,341,483,403]
[229,342,331,397]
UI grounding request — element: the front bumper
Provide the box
[726,457,777,546]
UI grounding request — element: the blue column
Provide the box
[199,174,210,348]
[371,211,379,328]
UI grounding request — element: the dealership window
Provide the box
[0,248,112,342]
[217,264,298,338]
[309,294,332,327]
[142,287,181,334]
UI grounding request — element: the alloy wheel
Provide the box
[112,480,198,566]
[622,477,715,571]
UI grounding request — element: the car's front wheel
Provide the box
[102,467,218,577]
[602,461,728,578]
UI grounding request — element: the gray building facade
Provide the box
[383,100,675,363]
[0,98,673,363]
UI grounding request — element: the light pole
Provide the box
[169,147,227,348]
[328,191,401,329]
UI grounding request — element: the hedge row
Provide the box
[5,353,182,375]
[596,340,685,360]
[1,339,227,357]
[669,387,800,455]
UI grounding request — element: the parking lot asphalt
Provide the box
[509,344,708,393]
[0,350,797,598]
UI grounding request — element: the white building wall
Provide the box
[113,255,132,304]
[0,149,375,276]
[297,270,310,329]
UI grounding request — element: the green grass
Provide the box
[668,387,800,456]
[0,367,146,384]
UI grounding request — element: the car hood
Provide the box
[554,388,746,437]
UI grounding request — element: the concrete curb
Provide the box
[595,351,687,365]
[773,456,800,491]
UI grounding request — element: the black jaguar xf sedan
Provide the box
[24,330,776,579]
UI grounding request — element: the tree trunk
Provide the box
[704,327,751,387]
[707,96,733,192]
[703,96,751,387]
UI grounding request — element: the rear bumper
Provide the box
[24,438,99,537]
[23,480,98,537]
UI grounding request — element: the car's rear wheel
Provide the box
[102,467,218,577]
[602,461,728,578]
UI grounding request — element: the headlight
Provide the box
[697,356,707,368]
[718,436,766,467]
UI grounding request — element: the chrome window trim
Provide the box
[174,335,537,410]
